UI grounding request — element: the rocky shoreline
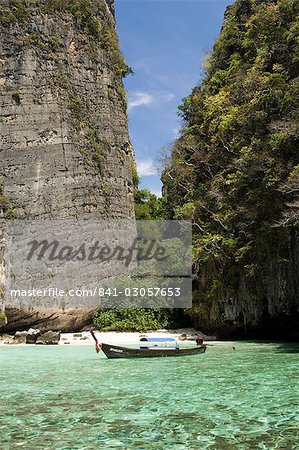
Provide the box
[0,329,61,345]
[0,328,217,346]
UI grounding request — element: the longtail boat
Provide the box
[90,331,207,359]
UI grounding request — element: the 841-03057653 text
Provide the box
[98,287,181,297]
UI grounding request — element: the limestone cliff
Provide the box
[0,0,135,219]
[163,0,299,340]
[0,0,135,332]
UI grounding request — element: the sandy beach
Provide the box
[60,329,199,346]
[0,328,224,346]
[58,328,226,346]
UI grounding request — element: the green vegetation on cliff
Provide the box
[0,185,14,219]
[163,0,299,336]
[0,1,132,81]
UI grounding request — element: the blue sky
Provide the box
[115,0,232,196]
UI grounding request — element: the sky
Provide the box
[115,0,233,196]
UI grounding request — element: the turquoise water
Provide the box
[0,342,298,449]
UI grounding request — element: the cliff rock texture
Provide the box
[0,0,135,220]
[0,0,135,332]
[163,0,299,340]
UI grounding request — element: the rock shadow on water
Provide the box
[273,343,299,354]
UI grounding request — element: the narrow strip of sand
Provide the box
[59,328,217,345]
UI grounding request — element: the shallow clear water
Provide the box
[0,342,298,449]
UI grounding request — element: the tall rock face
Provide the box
[163,0,299,340]
[0,0,135,220]
[0,0,135,332]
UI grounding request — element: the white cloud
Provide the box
[163,93,175,103]
[137,159,157,176]
[128,92,154,111]
[127,90,175,111]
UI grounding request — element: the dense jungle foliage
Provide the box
[162,0,299,327]
[134,189,167,220]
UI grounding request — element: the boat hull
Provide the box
[100,342,207,359]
